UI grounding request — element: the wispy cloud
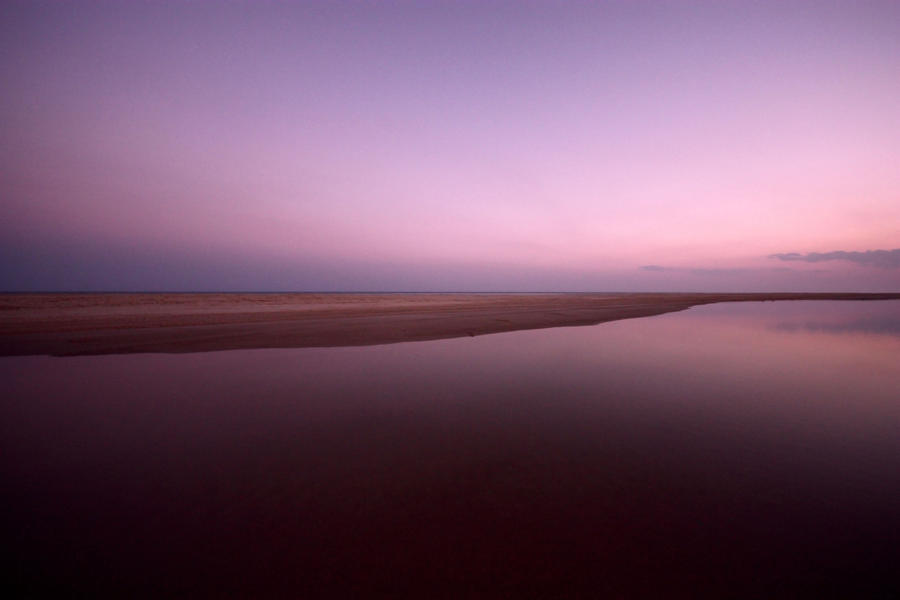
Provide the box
[769,249,900,269]
[639,265,796,276]
[688,267,750,276]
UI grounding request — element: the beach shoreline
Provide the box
[2,292,899,356]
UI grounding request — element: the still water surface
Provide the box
[3,301,900,597]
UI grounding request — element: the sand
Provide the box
[2,292,899,356]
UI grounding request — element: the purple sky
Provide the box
[2,1,898,291]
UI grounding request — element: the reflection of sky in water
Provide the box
[687,299,900,338]
[775,317,900,336]
[2,300,900,596]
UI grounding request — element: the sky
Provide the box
[2,0,898,292]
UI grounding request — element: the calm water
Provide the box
[3,301,900,597]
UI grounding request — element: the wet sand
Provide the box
[2,292,899,356]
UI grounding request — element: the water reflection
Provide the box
[775,316,900,336]
[692,298,900,337]
[2,301,899,597]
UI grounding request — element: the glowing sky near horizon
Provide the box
[2,1,898,291]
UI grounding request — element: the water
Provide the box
[3,301,899,597]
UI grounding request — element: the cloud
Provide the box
[640,265,789,276]
[769,249,900,269]
[688,267,750,276]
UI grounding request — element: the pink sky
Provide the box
[2,1,898,291]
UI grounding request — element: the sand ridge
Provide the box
[2,292,899,356]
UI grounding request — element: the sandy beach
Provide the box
[1,292,897,356]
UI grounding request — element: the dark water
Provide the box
[3,301,899,598]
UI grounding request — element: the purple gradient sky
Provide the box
[2,1,898,291]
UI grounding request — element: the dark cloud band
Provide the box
[769,249,900,269]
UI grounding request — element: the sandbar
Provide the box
[2,292,899,356]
